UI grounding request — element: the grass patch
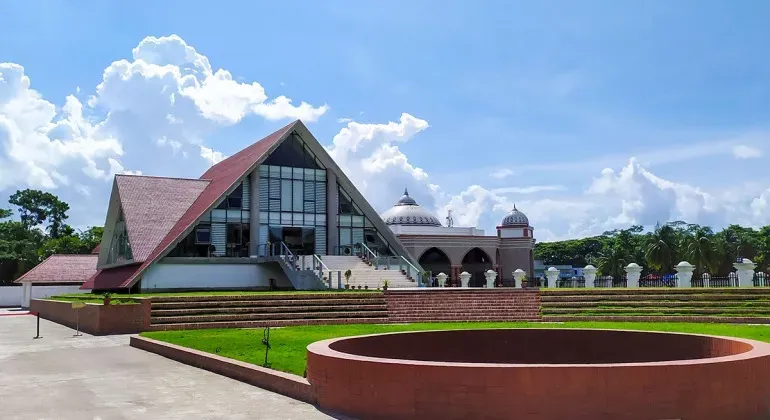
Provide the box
[141,322,770,377]
[46,295,139,305]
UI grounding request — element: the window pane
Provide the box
[352,215,364,227]
[259,165,269,176]
[316,214,326,226]
[269,199,280,211]
[281,212,292,224]
[292,180,303,212]
[259,178,269,210]
[339,214,351,227]
[293,167,303,180]
[304,168,315,181]
[304,214,315,225]
[269,165,280,178]
[269,179,280,199]
[269,212,279,224]
[281,166,292,179]
[294,213,305,225]
[315,169,326,182]
[281,179,292,211]
[340,228,352,246]
[259,211,268,223]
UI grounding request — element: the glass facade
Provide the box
[107,207,133,264]
[258,131,328,255]
[169,182,251,257]
[337,185,395,256]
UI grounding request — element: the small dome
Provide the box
[626,262,641,268]
[381,188,442,227]
[501,205,529,227]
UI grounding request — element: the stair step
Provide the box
[148,317,389,331]
[152,304,388,317]
[152,310,388,324]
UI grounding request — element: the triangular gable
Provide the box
[97,175,210,269]
[119,120,299,288]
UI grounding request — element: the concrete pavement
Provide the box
[0,315,344,419]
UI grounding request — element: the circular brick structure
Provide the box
[307,329,770,419]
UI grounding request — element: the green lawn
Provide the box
[140,322,770,377]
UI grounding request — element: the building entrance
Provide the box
[269,227,316,255]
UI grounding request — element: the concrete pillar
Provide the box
[675,261,695,288]
[485,269,497,288]
[625,263,643,288]
[436,272,448,288]
[583,265,597,288]
[512,269,527,287]
[459,271,471,288]
[22,282,32,308]
[545,267,560,288]
[733,258,757,287]
[249,170,260,257]
[326,170,338,255]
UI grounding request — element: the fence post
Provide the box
[625,263,643,288]
[675,261,694,288]
[733,259,757,287]
[583,265,597,288]
[546,268,560,288]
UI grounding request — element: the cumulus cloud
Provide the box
[326,113,432,211]
[200,145,227,166]
[732,144,762,159]
[491,185,566,194]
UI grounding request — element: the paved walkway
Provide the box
[0,315,343,419]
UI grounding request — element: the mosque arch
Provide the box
[418,247,452,286]
[462,247,493,287]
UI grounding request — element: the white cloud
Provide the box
[200,145,227,166]
[326,113,432,212]
[489,168,514,179]
[337,117,353,123]
[732,144,762,159]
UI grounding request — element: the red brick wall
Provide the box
[130,336,314,404]
[30,298,151,335]
[385,289,541,322]
[307,331,770,419]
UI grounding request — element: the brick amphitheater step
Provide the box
[149,293,388,330]
[540,288,770,323]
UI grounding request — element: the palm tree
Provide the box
[597,245,626,278]
[684,227,714,276]
[645,224,678,274]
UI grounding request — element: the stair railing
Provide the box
[400,256,422,285]
[278,242,297,271]
[356,242,379,264]
[313,254,342,289]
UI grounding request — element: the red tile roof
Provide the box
[116,175,210,262]
[117,120,299,288]
[82,263,141,290]
[15,255,98,284]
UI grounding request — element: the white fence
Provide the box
[0,285,87,308]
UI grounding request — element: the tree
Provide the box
[597,245,626,278]
[684,226,714,276]
[9,189,70,237]
[645,223,678,273]
[0,209,11,219]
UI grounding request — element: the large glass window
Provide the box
[336,184,395,256]
[106,207,134,264]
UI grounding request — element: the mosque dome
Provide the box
[381,188,442,227]
[501,205,529,227]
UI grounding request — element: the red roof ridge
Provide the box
[115,174,211,183]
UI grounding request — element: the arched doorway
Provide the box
[419,247,451,286]
[462,248,493,287]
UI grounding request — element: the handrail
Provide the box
[401,255,422,281]
[357,242,378,261]
[313,254,329,271]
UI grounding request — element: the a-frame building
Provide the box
[84,120,422,291]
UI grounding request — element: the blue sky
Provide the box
[1,1,769,241]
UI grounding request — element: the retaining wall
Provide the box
[30,298,151,335]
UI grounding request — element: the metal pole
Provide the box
[33,312,42,339]
[74,310,82,337]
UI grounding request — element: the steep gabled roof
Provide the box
[116,175,211,262]
[15,255,98,284]
[113,120,298,288]
[82,263,140,290]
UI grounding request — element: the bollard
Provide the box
[33,312,42,339]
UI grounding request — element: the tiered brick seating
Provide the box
[541,288,770,323]
[385,289,541,323]
[149,293,388,330]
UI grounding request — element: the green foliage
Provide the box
[0,190,103,284]
[535,221,770,275]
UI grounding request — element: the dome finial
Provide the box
[404,187,409,196]
[513,203,517,211]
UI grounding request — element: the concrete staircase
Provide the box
[541,288,770,323]
[318,256,415,289]
[148,293,388,331]
[385,289,541,323]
